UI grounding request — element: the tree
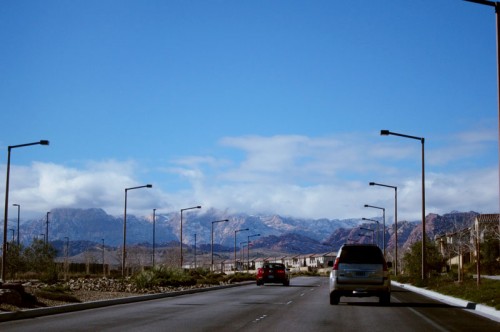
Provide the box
[402,238,445,280]
[6,242,26,278]
[480,237,500,275]
[23,239,57,275]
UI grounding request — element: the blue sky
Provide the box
[0,0,498,223]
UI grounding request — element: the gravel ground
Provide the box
[0,278,226,313]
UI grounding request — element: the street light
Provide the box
[123,184,152,276]
[2,139,49,282]
[364,205,385,253]
[64,236,69,280]
[234,228,249,271]
[380,129,426,279]
[359,227,375,244]
[45,212,50,244]
[211,219,229,271]
[362,217,380,249]
[369,182,398,275]
[152,208,156,267]
[247,234,260,272]
[101,239,105,276]
[12,204,20,246]
[240,241,248,269]
[180,205,201,268]
[464,0,500,286]
[194,233,197,269]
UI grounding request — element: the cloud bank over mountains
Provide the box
[1,130,497,221]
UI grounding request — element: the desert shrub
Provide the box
[132,266,196,289]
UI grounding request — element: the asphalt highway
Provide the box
[1,276,499,331]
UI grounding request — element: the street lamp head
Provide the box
[40,140,49,145]
[146,184,153,188]
[380,130,390,136]
[369,182,375,186]
[196,206,201,209]
[364,204,368,207]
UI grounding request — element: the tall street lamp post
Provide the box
[13,204,20,246]
[194,234,197,269]
[102,239,105,276]
[247,234,260,272]
[234,228,249,271]
[370,182,398,275]
[180,206,201,268]
[2,139,49,282]
[362,217,380,249]
[152,209,156,267]
[211,219,229,271]
[359,228,374,244]
[123,184,152,276]
[364,205,385,254]
[45,212,50,244]
[380,129,425,279]
[64,236,69,280]
[464,0,500,277]
[240,242,248,269]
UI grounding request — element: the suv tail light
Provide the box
[332,257,340,270]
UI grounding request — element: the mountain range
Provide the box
[11,208,480,257]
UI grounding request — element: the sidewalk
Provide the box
[392,281,500,323]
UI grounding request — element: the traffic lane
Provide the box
[321,285,500,332]
[0,277,322,332]
[2,277,499,332]
[245,280,500,332]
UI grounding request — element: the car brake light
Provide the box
[332,257,340,270]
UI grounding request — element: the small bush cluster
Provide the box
[133,266,197,289]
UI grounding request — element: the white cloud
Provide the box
[0,131,497,222]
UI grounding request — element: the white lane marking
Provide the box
[286,301,293,305]
[406,307,449,332]
[393,291,448,332]
[253,314,267,323]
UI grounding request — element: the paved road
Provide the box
[1,277,499,331]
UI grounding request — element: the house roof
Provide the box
[476,214,499,223]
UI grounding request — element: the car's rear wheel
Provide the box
[283,280,290,286]
[256,280,263,286]
[329,292,340,305]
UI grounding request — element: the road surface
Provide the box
[1,276,499,331]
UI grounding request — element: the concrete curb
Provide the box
[0,281,254,323]
[392,281,500,323]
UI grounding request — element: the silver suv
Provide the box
[329,244,391,305]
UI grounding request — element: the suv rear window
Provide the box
[339,245,384,264]
[263,263,285,269]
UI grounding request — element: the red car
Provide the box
[256,263,290,286]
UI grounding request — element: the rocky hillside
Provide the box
[17,208,480,256]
